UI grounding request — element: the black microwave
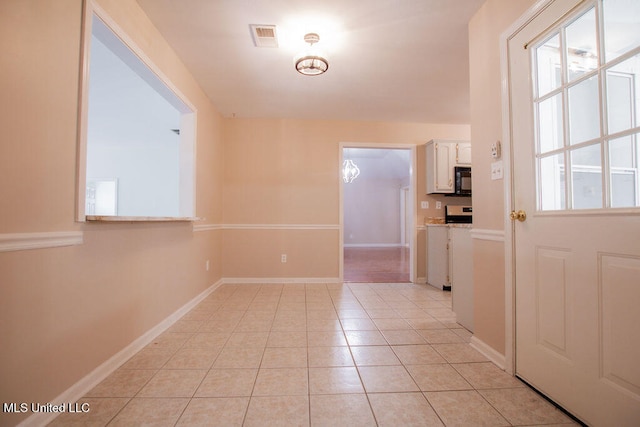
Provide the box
[454,166,472,196]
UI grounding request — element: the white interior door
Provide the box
[509,0,640,425]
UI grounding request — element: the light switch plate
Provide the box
[421,201,429,209]
[491,160,503,180]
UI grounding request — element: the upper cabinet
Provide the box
[425,140,471,194]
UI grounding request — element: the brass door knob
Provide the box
[510,210,527,222]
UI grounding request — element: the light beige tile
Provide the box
[310,394,375,426]
[432,343,488,363]
[306,318,342,331]
[453,362,525,389]
[212,347,264,368]
[195,368,258,397]
[351,346,400,366]
[109,397,189,427]
[145,332,192,351]
[309,367,364,394]
[252,368,308,396]
[200,316,241,333]
[180,309,214,322]
[261,347,307,368]
[340,318,377,330]
[176,397,249,427]
[394,308,431,319]
[306,309,338,320]
[425,390,509,426]
[225,331,269,348]
[373,318,412,330]
[266,330,307,347]
[365,309,400,319]
[307,331,347,347]
[120,348,174,370]
[164,347,220,370]
[405,318,446,330]
[337,309,369,319]
[406,364,472,391]
[479,387,576,426]
[307,346,354,367]
[418,328,465,344]
[137,369,206,398]
[452,327,473,342]
[234,318,273,332]
[381,329,427,345]
[165,319,205,333]
[392,345,447,365]
[183,332,230,349]
[85,369,156,398]
[344,330,387,346]
[368,392,444,426]
[244,396,309,427]
[358,366,419,393]
[48,397,129,426]
[271,315,307,331]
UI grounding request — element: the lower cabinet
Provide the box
[427,225,474,331]
[427,226,450,290]
[450,227,474,332]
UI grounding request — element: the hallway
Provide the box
[48,282,576,426]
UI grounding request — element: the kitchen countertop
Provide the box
[425,223,472,228]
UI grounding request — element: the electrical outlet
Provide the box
[436,201,442,209]
[491,140,502,159]
[205,260,210,271]
[281,254,287,263]
[421,201,429,209]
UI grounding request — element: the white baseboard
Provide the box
[222,277,342,284]
[343,243,405,248]
[19,279,223,427]
[470,335,506,370]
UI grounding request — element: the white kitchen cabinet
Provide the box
[425,139,471,194]
[450,227,473,331]
[427,225,450,290]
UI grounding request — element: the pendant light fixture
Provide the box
[295,33,329,76]
[342,159,360,183]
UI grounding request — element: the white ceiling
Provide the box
[136,0,485,124]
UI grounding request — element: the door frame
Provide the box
[500,0,556,375]
[339,142,417,283]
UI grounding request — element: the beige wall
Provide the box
[468,0,536,355]
[0,1,223,425]
[221,119,470,280]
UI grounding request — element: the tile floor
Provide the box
[49,283,577,426]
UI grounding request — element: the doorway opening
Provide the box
[341,146,413,283]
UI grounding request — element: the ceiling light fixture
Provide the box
[295,33,329,76]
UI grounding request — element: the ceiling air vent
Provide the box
[250,24,278,48]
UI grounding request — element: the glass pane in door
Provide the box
[538,93,564,153]
[603,0,640,61]
[570,143,602,209]
[568,75,600,144]
[536,33,562,97]
[539,153,566,210]
[566,7,598,82]
[610,133,639,207]
[606,53,640,134]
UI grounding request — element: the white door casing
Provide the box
[507,0,640,425]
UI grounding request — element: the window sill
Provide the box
[85,216,202,223]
